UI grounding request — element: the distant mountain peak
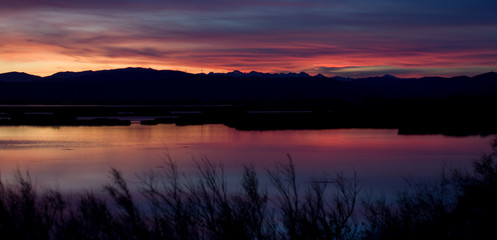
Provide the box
[298,72,310,77]
[382,74,398,79]
[209,70,315,79]
[473,71,497,79]
[315,73,327,78]
[47,70,95,80]
[0,72,42,82]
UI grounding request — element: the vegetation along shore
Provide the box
[0,138,496,239]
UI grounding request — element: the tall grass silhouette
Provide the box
[0,138,496,239]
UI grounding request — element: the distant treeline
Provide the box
[1,103,497,136]
[1,139,496,239]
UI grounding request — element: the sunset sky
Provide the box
[1,0,496,77]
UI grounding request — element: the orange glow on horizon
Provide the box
[1,35,495,78]
[1,1,496,78]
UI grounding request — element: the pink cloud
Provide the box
[1,0,496,76]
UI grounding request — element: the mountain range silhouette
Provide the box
[0,68,496,104]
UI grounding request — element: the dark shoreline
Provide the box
[1,104,496,136]
[1,68,496,136]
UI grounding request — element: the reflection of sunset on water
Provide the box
[0,124,492,194]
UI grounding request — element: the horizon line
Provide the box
[2,66,496,79]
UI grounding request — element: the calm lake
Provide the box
[0,124,494,196]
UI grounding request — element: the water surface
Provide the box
[0,124,493,195]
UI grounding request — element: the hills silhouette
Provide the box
[0,67,496,104]
[1,68,496,134]
[0,72,42,83]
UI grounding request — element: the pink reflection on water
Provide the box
[0,125,493,195]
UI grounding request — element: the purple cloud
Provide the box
[1,0,496,76]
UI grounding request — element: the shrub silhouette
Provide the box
[362,138,497,240]
[268,155,360,240]
[0,139,496,239]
